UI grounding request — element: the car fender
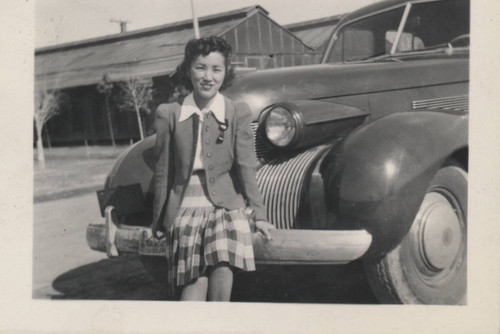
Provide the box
[332,110,468,257]
[104,136,156,211]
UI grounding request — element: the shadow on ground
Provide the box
[52,256,170,300]
[52,256,377,303]
[232,262,378,304]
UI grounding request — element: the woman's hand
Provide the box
[151,223,164,239]
[255,220,276,240]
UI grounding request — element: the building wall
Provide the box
[222,12,318,69]
[38,10,319,146]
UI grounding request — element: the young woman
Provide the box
[151,36,275,301]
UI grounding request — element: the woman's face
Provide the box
[189,51,226,108]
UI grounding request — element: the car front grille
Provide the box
[255,145,331,229]
[251,122,274,161]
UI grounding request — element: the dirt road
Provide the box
[33,193,377,303]
[33,193,167,300]
[33,193,106,298]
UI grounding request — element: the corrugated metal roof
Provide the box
[35,5,265,90]
[285,14,345,50]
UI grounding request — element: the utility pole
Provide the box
[110,19,130,33]
[190,0,200,38]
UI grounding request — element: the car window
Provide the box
[326,0,470,63]
[328,7,405,62]
[399,1,470,51]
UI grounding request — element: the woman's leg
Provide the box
[207,262,233,301]
[180,276,208,301]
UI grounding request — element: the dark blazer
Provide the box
[152,95,267,232]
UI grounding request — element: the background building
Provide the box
[35,5,334,146]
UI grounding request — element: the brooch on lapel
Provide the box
[217,119,229,143]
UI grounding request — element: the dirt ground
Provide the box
[34,145,126,202]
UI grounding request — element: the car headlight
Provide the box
[264,106,297,147]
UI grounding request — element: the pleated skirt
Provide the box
[166,171,255,294]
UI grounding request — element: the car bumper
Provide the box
[86,206,372,265]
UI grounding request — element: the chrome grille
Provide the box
[256,145,330,229]
[412,95,469,113]
[251,122,273,161]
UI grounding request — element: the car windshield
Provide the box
[325,0,470,63]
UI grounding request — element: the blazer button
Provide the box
[206,152,212,158]
[205,139,211,145]
[208,165,214,170]
[211,190,217,195]
[205,125,209,132]
[209,177,215,183]
[217,200,223,205]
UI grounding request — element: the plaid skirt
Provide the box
[166,171,255,294]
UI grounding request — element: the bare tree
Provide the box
[34,89,61,169]
[116,77,153,140]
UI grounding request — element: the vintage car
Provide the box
[87,0,469,304]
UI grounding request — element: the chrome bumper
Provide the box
[87,206,372,265]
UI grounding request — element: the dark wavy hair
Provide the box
[173,36,235,92]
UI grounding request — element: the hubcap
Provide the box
[407,189,465,288]
[420,193,462,270]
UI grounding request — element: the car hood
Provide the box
[224,56,469,120]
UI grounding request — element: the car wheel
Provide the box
[364,165,467,304]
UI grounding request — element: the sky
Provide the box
[35,0,378,48]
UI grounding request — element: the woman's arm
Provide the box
[233,102,268,222]
[151,104,172,236]
[233,103,275,239]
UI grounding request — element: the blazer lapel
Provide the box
[175,113,198,180]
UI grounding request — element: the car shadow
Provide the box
[51,256,377,303]
[232,261,378,304]
[51,256,170,300]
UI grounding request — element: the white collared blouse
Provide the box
[178,92,226,171]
